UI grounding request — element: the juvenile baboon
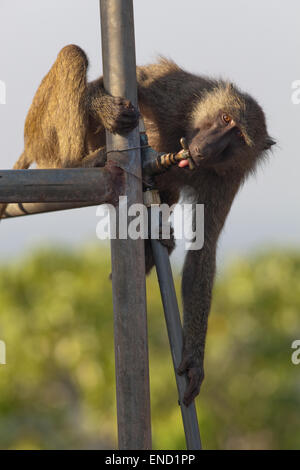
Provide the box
[2,45,275,406]
[15,45,139,170]
[0,45,139,218]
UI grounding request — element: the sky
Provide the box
[0,0,299,268]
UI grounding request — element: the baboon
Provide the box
[2,45,275,406]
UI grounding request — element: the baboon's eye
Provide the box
[222,113,232,125]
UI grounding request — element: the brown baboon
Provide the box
[2,45,275,406]
[17,45,139,170]
[0,45,139,217]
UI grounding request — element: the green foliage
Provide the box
[0,245,299,449]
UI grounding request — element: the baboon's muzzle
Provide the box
[188,123,237,165]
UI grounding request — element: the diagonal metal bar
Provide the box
[150,235,202,450]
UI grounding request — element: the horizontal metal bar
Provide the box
[0,168,114,203]
[2,202,100,219]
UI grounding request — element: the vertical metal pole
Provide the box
[100,0,152,450]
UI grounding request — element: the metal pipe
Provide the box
[100,0,152,450]
[150,235,202,450]
[0,168,114,203]
[142,124,201,449]
[2,202,100,219]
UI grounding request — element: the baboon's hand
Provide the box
[102,96,139,134]
[177,350,204,406]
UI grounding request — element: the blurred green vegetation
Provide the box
[0,245,299,450]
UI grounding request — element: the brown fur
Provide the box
[0,45,138,217]
[137,59,274,404]
[2,46,274,405]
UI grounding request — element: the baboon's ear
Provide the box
[264,136,276,150]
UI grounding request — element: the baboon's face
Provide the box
[187,111,248,167]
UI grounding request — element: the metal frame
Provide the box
[0,0,202,451]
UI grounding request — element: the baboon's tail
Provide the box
[0,151,30,219]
